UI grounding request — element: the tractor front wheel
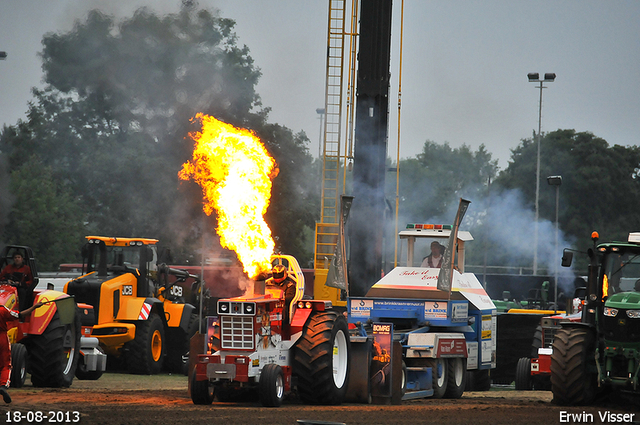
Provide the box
[515,357,532,390]
[259,363,285,407]
[75,347,105,381]
[293,310,350,405]
[125,314,165,374]
[10,343,27,388]
[190,369,214,405]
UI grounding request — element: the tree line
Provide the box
[2,4,639,275]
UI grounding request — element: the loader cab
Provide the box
[82,236,159,298]
[398,224,473,272]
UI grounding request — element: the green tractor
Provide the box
[550,231,640,405]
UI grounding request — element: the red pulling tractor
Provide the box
[515,287,585,390]
[190,254,350,407]
[0,245,83,387]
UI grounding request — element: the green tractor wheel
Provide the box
[550,327,597,405]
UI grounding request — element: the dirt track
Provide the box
[1,373,638,425]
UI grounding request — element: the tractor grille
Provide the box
[603,312,640,343]
[220,316,254,350]
[540,318,563,348]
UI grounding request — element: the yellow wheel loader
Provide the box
[64,236,202,374]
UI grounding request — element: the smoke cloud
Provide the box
[392,183,577,295]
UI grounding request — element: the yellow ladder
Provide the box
[314,0,358,305]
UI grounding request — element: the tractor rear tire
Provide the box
[259,363,285,407]
[444,357,466,398]
[515,357,532,390]
[426,358,448,399]
[550,327,597,405]
[190,368,214,405]
[293,310,350,405]
[165,313,199,375]
[125,314,165,374]
[28,309,81,387]
[10,343,27,388]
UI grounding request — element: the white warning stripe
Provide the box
[138,303,151,320]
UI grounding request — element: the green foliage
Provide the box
[496,130,640,262]
[3,157,84,271]
[393,141,498,222]
[261,126,319,265]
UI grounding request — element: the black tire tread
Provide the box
[165,313,199,375]
[515,357,532,390]
[444,357,466,398]
[10,343,27,388]
[550,327,596,405]
[28,309,81,388]
[465,369,491,392]
[259,363,284,407]
[293,311,349,405]
[75,348,105,381]
[190,368,214,405]
[426,358,448,399]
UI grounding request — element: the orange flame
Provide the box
[179,114,278,278]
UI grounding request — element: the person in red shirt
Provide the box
[0,253,35,310]
[0,301,44,403]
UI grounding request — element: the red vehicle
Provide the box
[515,288,585,390]
[0,245,82,387]
[190,254,350,407]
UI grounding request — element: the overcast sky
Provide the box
[1,1,639,170]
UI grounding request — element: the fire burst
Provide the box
[179,113,278,278]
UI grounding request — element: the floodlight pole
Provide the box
[528,72,556,275]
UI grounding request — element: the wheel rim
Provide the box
[62,327,77,375]
[435,358,446,387]
[401,365,407,395]
[332,329,348,388]
[453,358,464,386]
[151,329,163,362]
[275,373,284,399]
